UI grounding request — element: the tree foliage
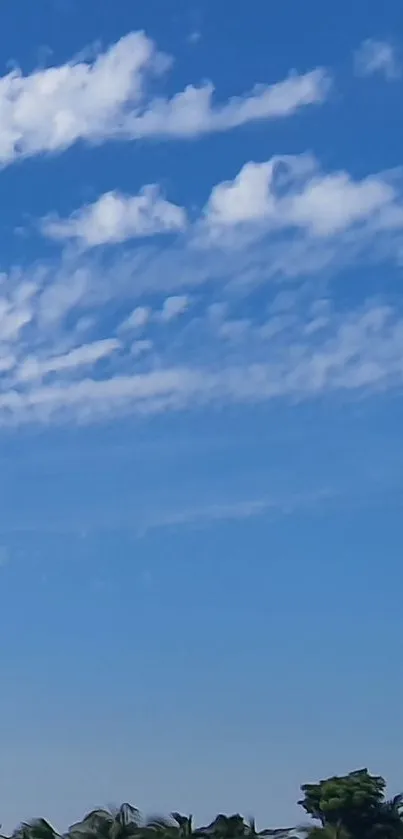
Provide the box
[3,769,402,839]
[299,769,403,839]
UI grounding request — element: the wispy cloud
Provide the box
[354,38,401,80]
[159,296,190,322]
[139,489,335,533]
[1,154,403,424]
[119,306,151,332]
[125,68,330,138]
[15,338,119,382]
[0,32,330,165]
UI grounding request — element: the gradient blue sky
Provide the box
[0,0,403,832]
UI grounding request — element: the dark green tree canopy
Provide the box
[298,769,403,839]
[299,769,386,827]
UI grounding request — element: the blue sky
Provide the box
[0,0,403,831]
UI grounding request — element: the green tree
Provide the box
[2,772,401,839]
[244,819,293,839]
[198,816,247,839]
[144,813,197,839]
[68,805,143,839]
[145,814,292,839]
[299,769,385,829]
[299,769,403,839]
[368,794,403,839]
[11,820,60,839]
[197,815,293,839]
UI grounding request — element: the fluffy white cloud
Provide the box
[0,33,330,164]
[205,155,397,235]
[43,187,187,247]
[354,39,400,80]
[50,153,392,253]
[0,32,157,164]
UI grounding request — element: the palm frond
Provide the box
[12,820,60,839]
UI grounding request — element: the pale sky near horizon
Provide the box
[0,0,402,832]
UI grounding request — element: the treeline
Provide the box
[5,769,403,839]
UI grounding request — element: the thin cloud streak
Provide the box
[138,488,336,535]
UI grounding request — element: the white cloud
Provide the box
[354,38,400,80]
[46,154,392,256]
[218,319,250,341]
[0,356,16,373]
[206,160,278,225]
[287,172,394,235]
[0,33,330,165]
[16,339,119,382]
[37,266,89,326]
[205,154,396,235]
[125,68,330,139]
[159,295,189,321]
[0,156,402,425]
[0,32,158,164]
[2,299,403,425]
[131,339,153,357]
[119,306,151,331]
[0,303,33,341]
[0,368,201,419]
[144,489,333,531]
[187,31,202,45]
[43,187,187,247]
